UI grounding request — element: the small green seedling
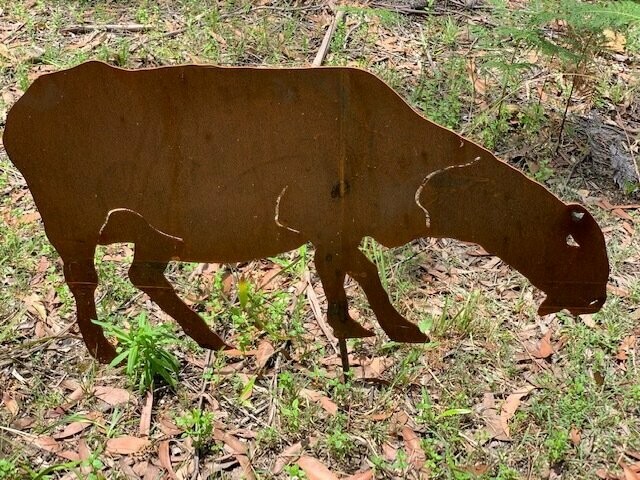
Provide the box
[0,460,17,480]
[94,313,180,393]
[176,408,215,452]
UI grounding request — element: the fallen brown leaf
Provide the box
[159,440,177,479]
[139,390,153,437]
[382,442,398,461]
[158,416,183,437]
[604,29,626,53]
[616,335,636,362]
[33,436,80,461]
[106,435,150,455]
[499,384,536,439]
[53,412,101,440]
[344,470,374,480]
[256,339,275,369]
[356,356,393,378]
[528,330,554,359]
[273,442,302,474]
[621,461,639,480]
[93,386,133,406]
[297,455,338,480]
[569,426,581,446]
[237,454,257,480]
[480,393,509,441]
[300,388,338,416]
[78,439,92,476]
[2,392,19,416]
[401,426,427,471]
[214,429,247,455]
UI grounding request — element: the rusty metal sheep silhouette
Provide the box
[3,61,609,365]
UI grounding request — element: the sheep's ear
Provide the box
[565,204,592,246]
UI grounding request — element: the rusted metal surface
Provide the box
[2,61,609,363]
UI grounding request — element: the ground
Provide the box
[0,1,639,479]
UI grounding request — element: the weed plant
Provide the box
[175,408,215,452]
[94,313,180,393]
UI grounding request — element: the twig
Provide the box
[305,272,338,354]
[61,24,151,34]
[267,353,281,426]
[312,9,346,67]
[616,109,640,184]
[190,349,214,480]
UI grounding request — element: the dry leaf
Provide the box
[467,58,487,96]
[356,356,393,379]
[273,442,302,474]
[463,463,490,475]
[480,392,509,441]
[93,386,133,406]
[237,454,256,480]
[214,430,247,455]
[616,336,636,361]
[106,435,150,455]
[300,389,338,416]
[12,416,35,429]
[529,330,554,359]
[344,470,374,480]
[23,293,47,321]
[499,385,536,438]
[78,439,92,476]
[17,210,41,225]
[34,436,80,461]
[158,416,183,437]
[256,339,275,369]
[159,440,178,479]
[297,456,338,480]
[2,392,19,416]
[139,390,153,437]
[53,412,101,440]
[621,461,639,480]
[604,29,626,53]
[569,426,581,446]
[382,442,397,461]
[401,426,426,470]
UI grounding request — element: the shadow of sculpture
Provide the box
[2,61,609,363]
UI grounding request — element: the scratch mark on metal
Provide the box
[275,185,300,234]
[415,156,481,228]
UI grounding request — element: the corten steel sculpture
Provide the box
[3,61,609,364]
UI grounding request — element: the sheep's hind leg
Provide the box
[128,258,229,351]
[62,254,118,363]
[100,208,230,352]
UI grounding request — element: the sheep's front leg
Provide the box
[345,248,427,343]
[314,248,375,340]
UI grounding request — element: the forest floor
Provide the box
[0,1,639,479]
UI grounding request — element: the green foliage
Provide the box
[413,57,470,130]
[532,159,555,183]
[492,0,640,65]
[0,460,17,480]
[283,463,307,480]
[256,426,280,448]
[212,276,291,351]
[419,290,481,338]
[545,428,570,464]
[94,313,180,393]
[326,426,353,459]
[175,408,215,451]
[281,398,302,433]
